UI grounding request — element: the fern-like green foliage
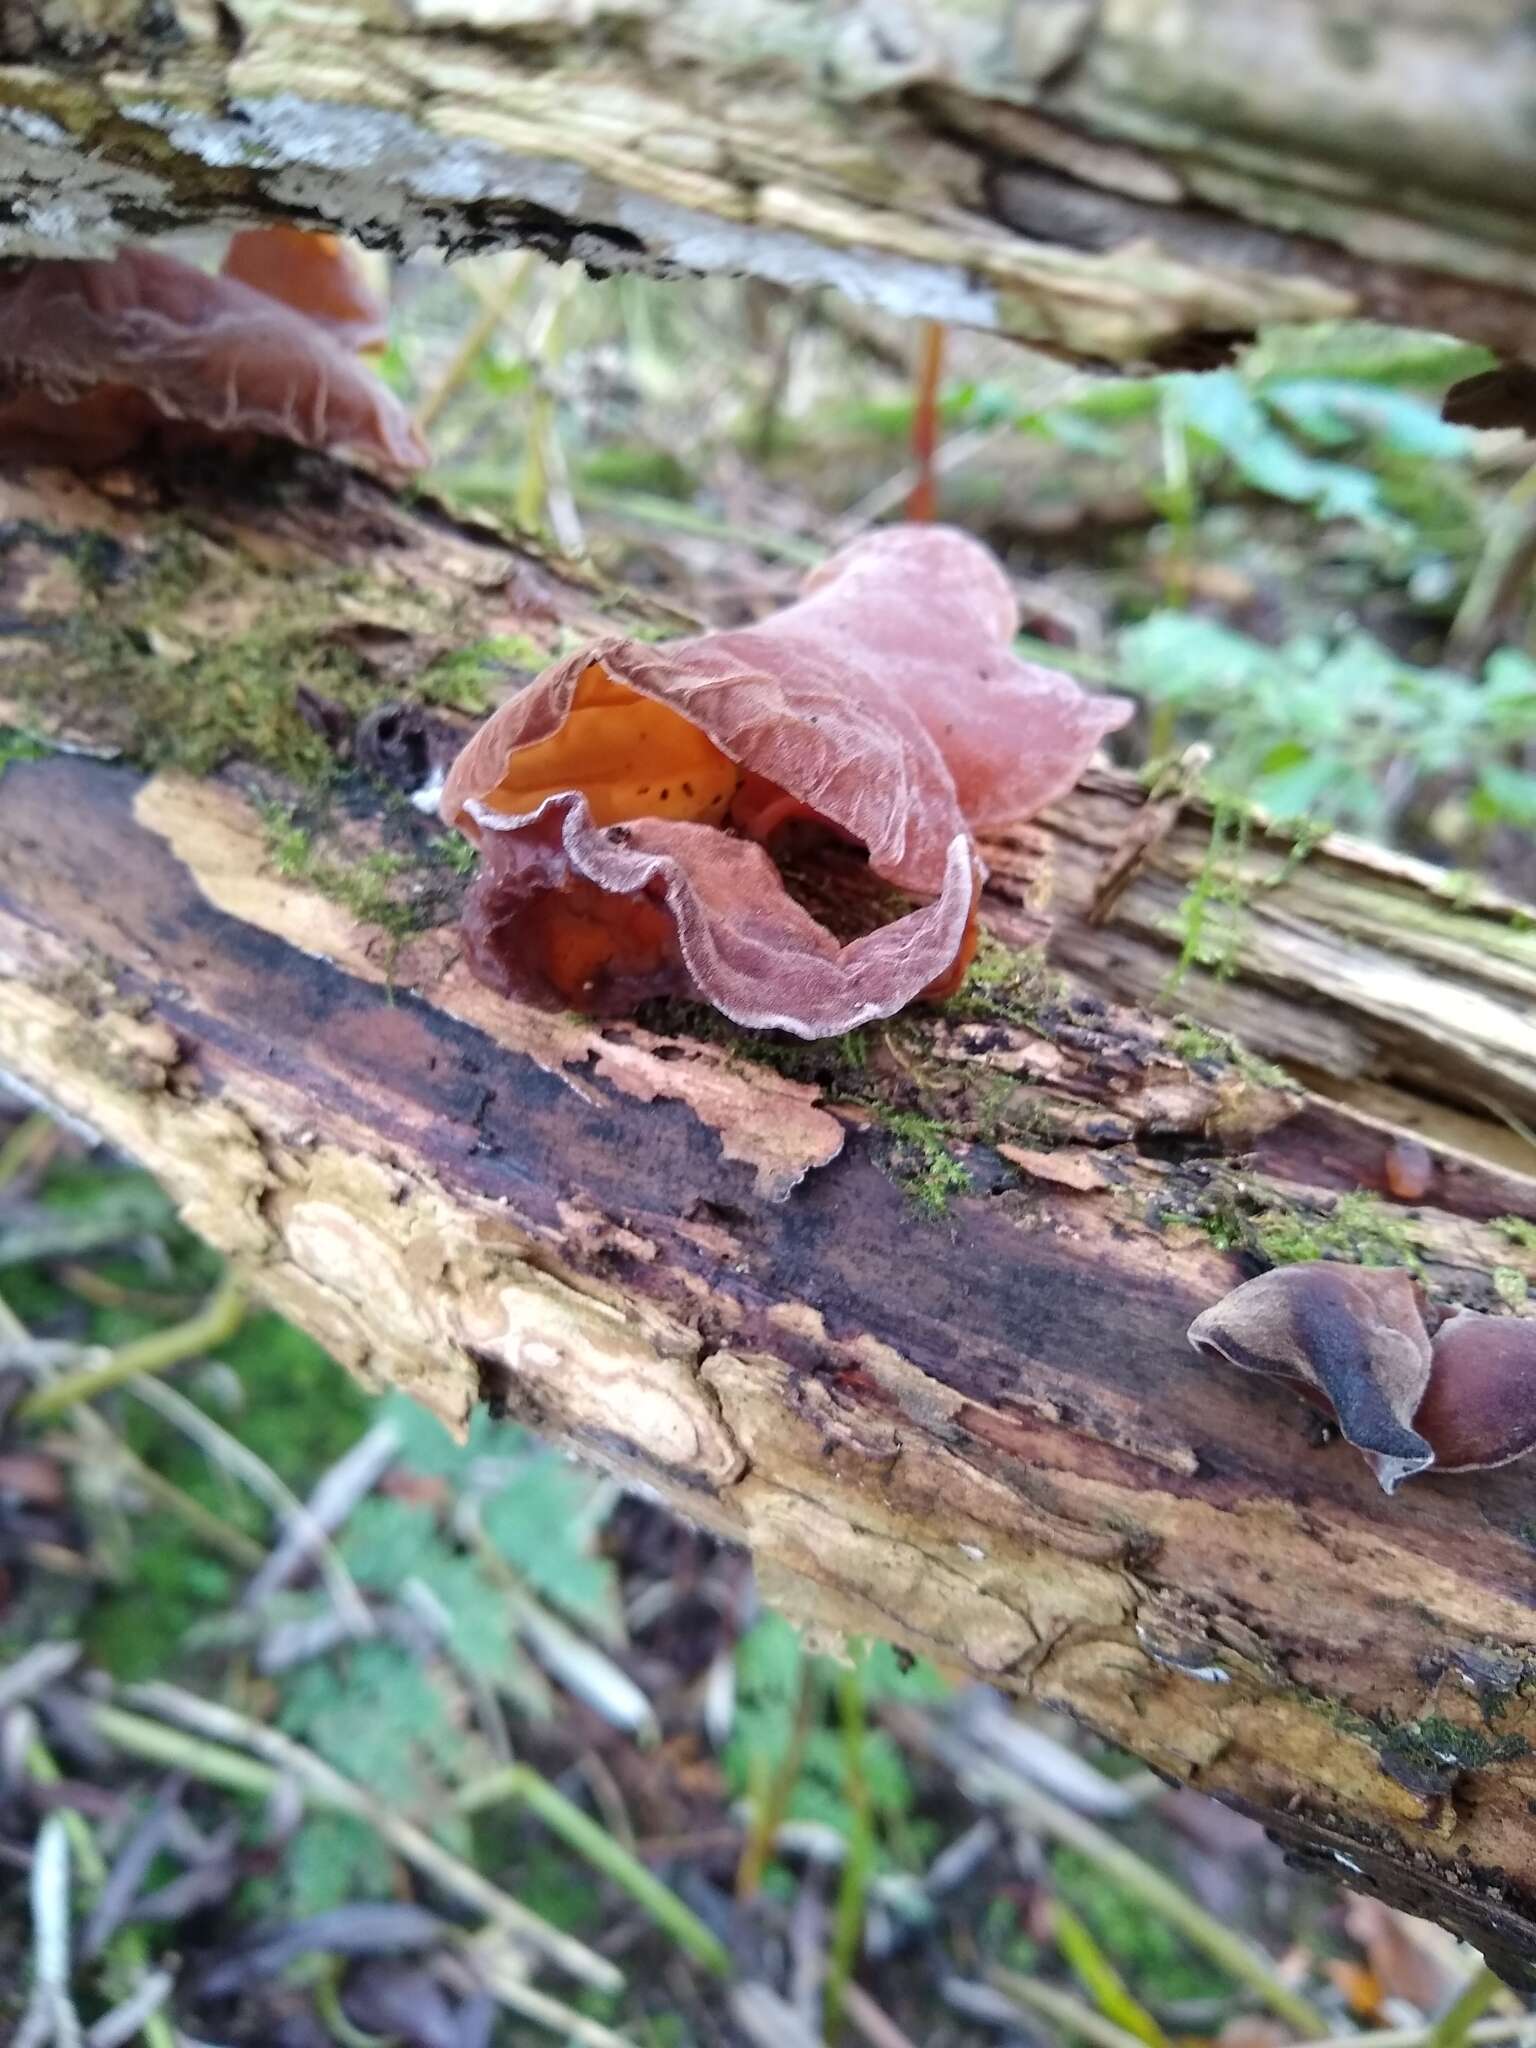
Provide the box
[724,1615,948,1870]
[1118,616,1536,835]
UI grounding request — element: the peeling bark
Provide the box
[3,455,1536,1973]
[2,0,1534,367]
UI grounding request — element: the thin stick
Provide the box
[23,1743,175,2048]
[243,1417,399,1607]
[415,253,536,434]
[904,319,945,521]
[97,1687,621,1992]
[842,1982,920,2048]
[454,1763,730,1977]
[0,1642,81,1713]
[18,1274,247,1423]
[55,1419,266,1572]
[929,1734,1330,2036]
[466,1935,641,2048]
[26,1813,81,2048]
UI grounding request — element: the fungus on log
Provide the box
[0,244,424,475]
[441,525,1128,1034]
[3,454,1536,1979]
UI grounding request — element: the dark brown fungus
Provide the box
[1383,1137,1433,1202]
[1187,1263,1434,1493]
[1415,1309,1536,1472]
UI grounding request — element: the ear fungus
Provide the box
[0,245,425,478]
[1415,1309,1536,1472]
[221,227,390,353]
[441,524,1129,1037]
[1187,1263,1434,1493]
[1382,1138,1433,1202]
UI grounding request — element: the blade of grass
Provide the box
[735,1649,815,1902]
[17,1273,246,1423]
[1050,1896,1170,2048]
[1428,1966,1507,2048]
[824,1664,875,2040]
[414,252,536,434]
[924,1726,1330,2036]
[983,1966,1150,2048]
[454,1763,730,1977]
[93,1688,621,1993]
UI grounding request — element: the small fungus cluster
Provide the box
[440,524,1131,1039]
[1189,1262,1536,1492]
[0,230,425,477]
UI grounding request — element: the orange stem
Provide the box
[905,320,946,521]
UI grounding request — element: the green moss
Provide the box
[1494,1266,1530,1309]
[436,833,479,876]
[260,801,469,948]
[1167,1015,1290,1089]
[0,726,48,774]
[52,572,373,785]
[944,935,1063,1026]
[1382,1715,1529,1773]
[1492,1216,1536,1251]
[876,1109,973,1218]
[417,633,554,712]
[1161,1179,1418,1270]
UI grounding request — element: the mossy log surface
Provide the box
[4,0,1536,368]
[3,455,1536,1974]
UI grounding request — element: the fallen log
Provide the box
[3,455,1536,1975]
[3,1,1535,373]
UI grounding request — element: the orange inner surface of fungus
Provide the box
[480,664,742,828]
[222,227,386,351]
[521,879,679,1004]
[476,660,976,1007]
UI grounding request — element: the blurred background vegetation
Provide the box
[2,246,1534,2047]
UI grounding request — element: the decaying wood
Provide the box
[3,455,1536,1974]
[4,0,1536,370]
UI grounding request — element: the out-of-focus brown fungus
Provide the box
[1415,1309,1536,1472]
[1187,1263,1434,1493]
[440,524,1130,1038]
[0,245,425,477]
[1382,1137,1434,1202]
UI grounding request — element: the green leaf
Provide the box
[1473,763,1536,827]
[847,1638,949,1705]
[338,1497,440,1592]
[1240,321,1495,390]
[412,1550,521,1684]
[371,1390,474,1479]
[479,1459,617,1629]
[1263,378,1471,460]
[282,1813,397,1916]
[279,1640,455,1801]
